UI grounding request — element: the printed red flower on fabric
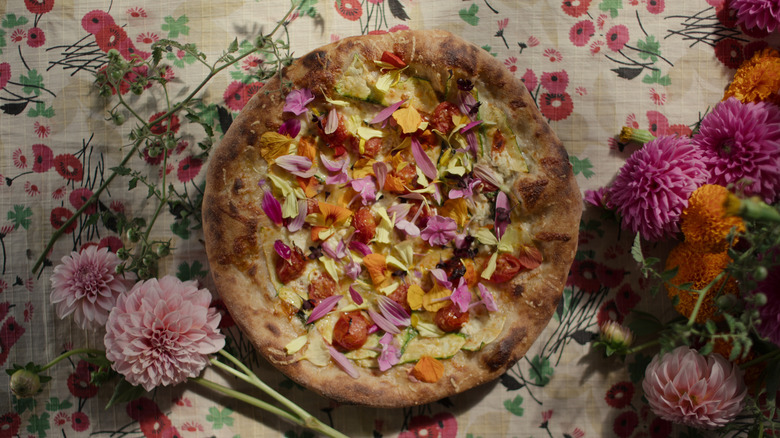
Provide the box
[615,284,641,314]
[34,122,51,138]
[646,110,670,136]
[223,81,248,111]
[24,182,40,197]
[398,412,458,438]
[67,360,99,399]
[597,299,623,326]
[568,259,601,293]
[98,236,123,253]
[127,7,147,18]
[595,263,624,288]
[245,81,264,102]
[0,63,10,91]
[24,0,55,15]
[539,92,574,121]
[605,381,635,409]
[149,112,180,135]
[561,0,592,17]
[649,417,672,438]
[69,187,96,215]
[136,32,159,44]
[50,207,77,233]
[54,154,84,181]
[646,0,665,14]
[335,0,363,21]
[569,20,595,47]
[504,57,518,73]
[10,29,26,43]
[714,38,744,69]
[177,156,203,183]
[71,412,90,432]
[717,0,738,27]
[606,25,630,51]
[13,148,28,169]
[0,412,22,438]
[613,411,639,438]
[95,24,127,52]
[543,48,563,62]
[541,71,569,94]
[521,68,538,92]
[0,317,25,353]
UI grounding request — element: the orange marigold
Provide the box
[680,184,745,253]
[665,242,738,324]
[723,48,780,105]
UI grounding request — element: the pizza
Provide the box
[202,30,581,407]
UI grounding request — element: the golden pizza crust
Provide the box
[203,30,581,407]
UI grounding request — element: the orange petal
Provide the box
[411,356,444,383]
[311,226,328,242]
[363,253,388,286]
[517,245,543,270]
[297,176,319,198]
[384,174,407,194]
[318,201,353,226]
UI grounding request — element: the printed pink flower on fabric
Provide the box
[647,110,670,136]
[693,97,780,203]
[420,215,457,247]
[569,20,595,47]
[50,246,135,329]
[540,71,569,94]
[608,135,709,241]
[521,68,538,92]
[730,0,780,33]
[0,63,10,91]
[642,346,747,428]
[104,276,225,392]
[27,27,46,48]
[646,0,665,14]
[32,144,54,173]
[606,25,630,51]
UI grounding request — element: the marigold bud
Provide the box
[10,369,41,398]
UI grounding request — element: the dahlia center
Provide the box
[75,266,103,297]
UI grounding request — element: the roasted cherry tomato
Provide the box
[333,311,370,351]
[388,283,412,314]
[274,247,307,284]
[488,253,523,283]
[308,271,337,305]
[362,137,382,158]
[352,206,377,244]
[431,101,462,134]
[434,303,470,332]
[492,129,506,153]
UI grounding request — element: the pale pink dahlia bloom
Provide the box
[731,0,780,33]
[50,246,135,329]
[609,135,709,241]
[104,276,225,391]
[693,97,780,203]
[642,346,747,428]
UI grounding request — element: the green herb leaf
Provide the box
[459,4,480,26]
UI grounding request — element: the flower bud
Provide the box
[599,321,634,351]
[10,369,41,398]
[619,127,656,145]
[752,292,767,307]
[753,266,768,282]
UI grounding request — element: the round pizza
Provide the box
[203,30,581,407]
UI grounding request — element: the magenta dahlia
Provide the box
[755,262,780,346]
[608,135,709,241]
[104,276,225,391]
[693,98,780,203]
[50,246,135,329]
[643,346,747,428]
[730,0,780,33]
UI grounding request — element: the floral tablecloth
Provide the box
[1,0,776,437]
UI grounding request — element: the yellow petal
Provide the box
[259,132,293,163]
[439,198,469,227]
[423,283,452,312]
[407,285,425,311]
[318,201,353,226]
[393,106,422,134]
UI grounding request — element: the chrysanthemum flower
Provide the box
[643,346,747,428]
[664,242,738,323]
[754,263,780,347]
[609,135,709,241]
[50,246,135,329]
[104,276,225,391]
[724,48,780,104]
[680,184,746,253]
[693,97,780,203]
[730,0,780,33]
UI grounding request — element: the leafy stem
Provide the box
[38,348,106,372]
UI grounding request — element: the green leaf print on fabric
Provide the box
[570,155,595,178]
[20,70,44,96]
[637,35,661,62]
[28,102,55,118]
[45,397,73,412]
[162,15,190,38]
[26,412,50,437]
[599,0,623,18]
[642,69,671,86]
[176,260,208,282]
[503,395,525,416]
[528,355,554,386]
[459,4,479,26]
[206,406,235,430]
[8,205,33,229]
[2,13,29,28]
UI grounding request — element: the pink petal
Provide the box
[278,119,301,138]
[283,88,314,116]
[477,283,497,311]
[368,309,401,334]
[275,155,317,178]
[274,240,291,260]
[348,240,372,256]
[411,137,437,180]
[327,345,359,378]
[460,120,483,133]
[377,295,410,326]
[321,155,349,172]
[261,191,283,225]
[370,99,407,124]
[287,199,308,232]
[373,162,388,190]
[324,108,339,135]
[306,295,342,324]
[349,286,363,304]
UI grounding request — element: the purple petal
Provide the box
[276,155,317,178]
[377,295,410,326]
[465,130,478,157]
[287,199,308,232]
[349,285,363,304]
[495,191,510,239]
[322,239,347,260]
[307,295,343,324]
[371,99,407,124]
[399,192,426,202]
[457,91,478,121]
[430,268,452,289]
[321,155,349,172]
[327,345,359,378]
[278,119,301,138]
[326,172,350,185]
[345,261,362,280]
[324,108,339,135]
[350,176,377,205]
[262,191,283,226]
[411,137,437,181]
[348,240,372,256]
[373,162,388,190]
[368,309,401,335]
[274,240,291,260]
[460,120,483,133]
[378,333,400,372]
[451,278,471,313]
[478,283,497,312]
[386,203,411,222]
[396,220,420,237]
[283,88,314,116]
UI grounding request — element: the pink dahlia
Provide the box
[643,346,747,428]
[754,263,780,346]
[730,0,780,33]
[50,246,135,329]
[609,135,709,241]
[104,276,225,391]
[693,97,780,203]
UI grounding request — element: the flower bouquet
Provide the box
[590,6,780,434]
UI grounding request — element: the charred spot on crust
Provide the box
[247,264,257,277]
[441,40,478,76]
[512,284,525,297]
[517,179,549,210]
[535,232,571,242]
[509,99,527,109]
[265,322,281,337]
[301,50,328,70]
[244,130,258,148]
[540,156,571,180]
[482,327,527,372]
[232,178,244,194]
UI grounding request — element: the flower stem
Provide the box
[189,377,300,424]
[624,339,660,355]
[740,349,780,370]
[39,348,106,372]
[686,271,726,328]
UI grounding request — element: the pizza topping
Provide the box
[434,302,470,332]
[476,284,498,312]
[327,345,359,378]
[379,51,407,70]
[349,176,378,205]
[274,245,307,284]
[371,99,407,124]
[274,240,292,260]
[420,215,457,247]
[306,294,342,324]
[283,88,314,115]
[363,253,389,286]
[393,106,423,134]
[431,101,462,134]
[349,285,364,305]
[259,132,294,163]
[332,311,370,351]
[278,118,301,138]
[411,137,438,181]
[261,190,283,226]
[486,253,524,283]
[377,333,401,371]
[410,356,445,383]
[494,191,511,239]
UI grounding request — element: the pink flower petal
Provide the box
[348,240,372,256]
[349,285,363,304]
[377,333,400,372]
[377,295,410,326]
[495,192,510,239]
[368,309,401,334]
[283,88,314,116]
[460,120,483,133]
[373,162,388,190]
[324,108,339,135]
[306,295,342,324]
[370,99,407,124]
[430,268,452,289]
[275,155,317,178]
[278,119,301,138]
[261,191,283,226]
[274,240,291,260]
[477,283,497,311]
[411,137,437,181]
[450,278,471,313]
[320,155,349,172]
[287,199,308,232]
[327,345,359,378]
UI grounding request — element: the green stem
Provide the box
[624,339,660,355]
[740,348,780,370]
[190,377,301,424]
[39,348,106,372]
[686,271,726,328]
[32,140,142,274]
